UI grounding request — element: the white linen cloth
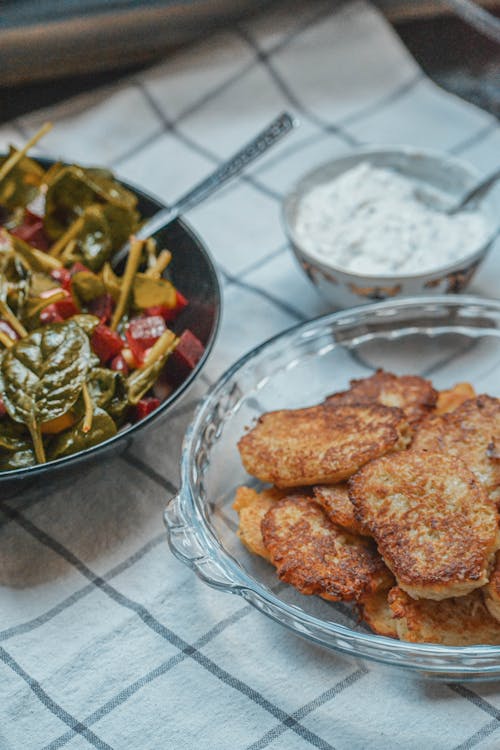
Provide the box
[1,2,500,748]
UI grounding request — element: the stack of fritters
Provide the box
[234,370,500,645]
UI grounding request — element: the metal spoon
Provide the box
[418,164,500,215]
[113,111,297,267]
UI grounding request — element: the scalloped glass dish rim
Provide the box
[170,295,500,676]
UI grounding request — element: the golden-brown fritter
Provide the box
[413,395,500,505]
[435,382,476,415]
[313,484,370,536]
[261,495,393,601]
[388,587,500,645]
[349,451,499,600]
[238,403,410,488]
[483,552,500,624]
[358,589,398,638]
[325,369,437,428]
[233,486,287,561]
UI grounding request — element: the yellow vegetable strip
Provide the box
[0,330,14,348]
[81,383,93,434]
[145,238,157,269]
[110,237,144,331]
[141,329,178,368]
[29,420,46,464]
[0,300,27,338]
[0,122,53,183]
[144,249,172,279]
[49,215,85,257]
[10,234,62,272]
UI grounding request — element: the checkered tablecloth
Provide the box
[1,2,500,748]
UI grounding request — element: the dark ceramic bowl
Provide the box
[0,159,221,491]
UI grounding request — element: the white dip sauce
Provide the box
[294,163,490,276]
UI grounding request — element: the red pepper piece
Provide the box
[164,329,204,386]
[110,353,129,376]
[125,315,166,364]
[91,324,123,364]
[134,397,161,421]
[145,290,189,322]
[50,267,72,291]
[11,210,50,251]
[88,293,115,324]
[40,297,79,324]
[0,398,7,418]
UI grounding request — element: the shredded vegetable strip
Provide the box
[0,122,53,183]
[29,420,46,464]
[10,234,62,272]
[141,329,178,368]
[144,249,172,279]
[0,300,27,338]
[49,215,85,257]
[110,237,144,331]
[81,383,93,434]
[145,238,157,269]
[0,330,14,348]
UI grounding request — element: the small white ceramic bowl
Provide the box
[283,147,498,309]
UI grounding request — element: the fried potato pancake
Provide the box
[313,484,370,536]
[482,552,500,624]
[238,403,409,488]
[233,486,288,561]
[388,587,500,645]
[358,589,398,638]
[349,451,499,600]
[261,495,393,601]
[435,382,476,415]
[413,395,500,504]
[325,369,437,428]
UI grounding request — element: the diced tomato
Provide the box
[145,290,189,322]
[50,267,72,291]
[91,324,123,364]
[88,293,115,324]
[0,399,7,418]
[125,315,166,364]
[11,210,50,251]
[0,319,19,341]
[110,353,129,376]
[40,297,79,324]
[164,329,204,386]
[134,397,161,421]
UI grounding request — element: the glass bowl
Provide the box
[282,147,498,309]
[0,158,221,492]
[165,295,500,682]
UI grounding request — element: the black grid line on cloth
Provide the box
[222,268,308,322]
[449,684,500,724]
[164,0,344,132]
[2,503,338,750]
[44,600,259,749]
[448,119,499,156]
[0,645,111,750]
[235,26,360,148]
[121,78,283,205]
[237,244,289,279]
[120,451,177,494]
[246,666,368,750]
[453,717,500,750]
[337,72,424,128]
[0,533,165,643]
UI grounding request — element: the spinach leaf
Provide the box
[44,166,97,239]
[0,148,45,209]
[0,420,31,451]
[133,273,176,309]
[48,406,117,460]
[71,270,106,304]
[0,319,92,426]
[0,447,36,470]
[87,368,129,422]
[127,356,167,405]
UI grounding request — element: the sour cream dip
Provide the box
[294,163,491,276]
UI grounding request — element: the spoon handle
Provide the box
[134,111,297,242]
[452,165,500,213]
